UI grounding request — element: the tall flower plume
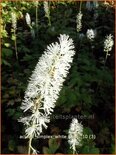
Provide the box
[104,34,114,54]
[68,118,83,154]
[76,11,83,32]
[43,1,51,26]
[43,1,50,18]
[25,13,31,27]
[104,34,114,61]
[11,12,17,30]
[19,34,75,153]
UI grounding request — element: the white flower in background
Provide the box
[104,34,114,54]
[43,1,50,18]
[43,1,51,26]
[68,118,83,153]
[79,33,85,39]
[86,29,96,41]
[11,12,17,30]
[19,34,75,140]
[25,13,31,26]
[76,11,83,32]
[93,1,99,8]
[86,1,93,11]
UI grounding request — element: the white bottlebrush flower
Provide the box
[25,13,31,26]
[93,1,99,8]
[104,34,114,54]
[68,118,83,153]
[19,34,75,140]
[86,29,96,41]
[11,12,17,30]
[43,1,50,18]
[86,1,93,11]
[79,33,85,40]
[76,11,83,32]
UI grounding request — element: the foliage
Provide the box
[1,1,115,154]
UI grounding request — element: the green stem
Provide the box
[79,0,82,12]
[14,30,18,60]
[48,16,51,26]
[28,137,33,154]
[48,2,51,26]
[35,2,38,35]
[104,52,108,67]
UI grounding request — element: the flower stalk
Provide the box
[11,12,18,60]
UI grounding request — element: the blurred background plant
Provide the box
[1,0,115,154]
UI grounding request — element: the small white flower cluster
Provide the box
[19,34,75,139]
[86,29,96,41]
[11,12,17,30]
[93,1,99,8]
[104,34,114,54]
[86,1,99,11]
[68,118,83,153]
[25,13,31,27]
[43,1,50,18]
[25,13,35,38]
[76,11,83,32]
[86,1,93,11]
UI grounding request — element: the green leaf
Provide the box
[2,48,13,57]
[4,43,10,47]
[48,138,60,153]
[43,147,50,154]
[81,145,99,154]
[8,140,15,151]
[2,59,11,67]
[6,108,15,117]
[11,35,16,40]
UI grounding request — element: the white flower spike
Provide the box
[43,1,50,18]
[86,29,96,41]
[19,34,75,141]
[11,12,17,30]
[68,118,83,154]
[104,34,114,54]
[25,13,31,26]
[76,11,83,32]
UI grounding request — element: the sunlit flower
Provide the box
[104,34,114,54]
[68,118,83,153]
[43,1,50,18]
[93,1,99,8]
[19,34,75,139]
[11,12,17,30]
[25,13,31,26]
[76,11,83,32]
[86,1,92,11]
[86,29,96,41]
